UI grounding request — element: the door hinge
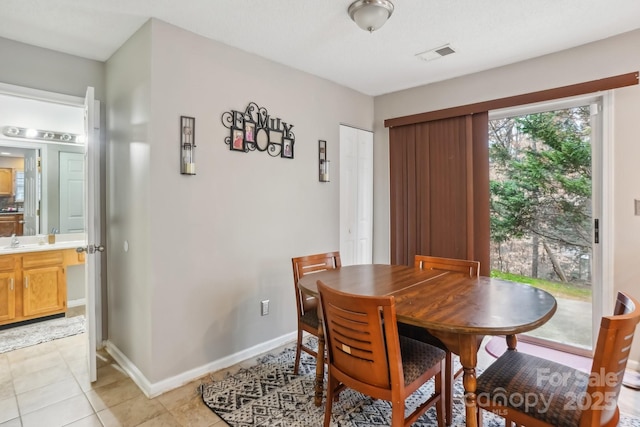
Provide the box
[594,218,599,244]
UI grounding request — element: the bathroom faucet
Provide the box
[10,234,20,248]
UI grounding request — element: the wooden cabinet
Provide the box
[0,214,24,237]
[0,168,12,196]
[0,257,16,322]
[21,251,65,317]
[0,249,81,327]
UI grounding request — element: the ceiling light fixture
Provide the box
[348,0,394,33]
[1,126,83,144]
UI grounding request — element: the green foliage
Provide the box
[489,107,592,250]
[490,270,591,301]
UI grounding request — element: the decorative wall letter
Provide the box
[221,102,295,159]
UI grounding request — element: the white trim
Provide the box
[0,82,84,106]
[600,91,615,316]
[489,93,603,120]
[67,298,86,308]
[104,332,297,398]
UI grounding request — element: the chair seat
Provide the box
[300,309,320,329]
[477,350,588,427]
[400,335,446,384]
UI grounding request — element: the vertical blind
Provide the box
[389,113,490,275]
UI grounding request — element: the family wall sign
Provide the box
[221,102,295,159]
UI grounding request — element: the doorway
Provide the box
[0,82,101,379]
[339,124,373,266]
[488,94,608,355]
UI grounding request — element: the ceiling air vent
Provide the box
[416,44,456,62]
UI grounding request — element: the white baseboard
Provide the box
[99,334,640,398]
[105,331,297,398]
[67,298,86,308]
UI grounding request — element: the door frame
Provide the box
[339,124,374,266]
[0,81,102,373]
[489,91,613,354]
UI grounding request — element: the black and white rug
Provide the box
[0,315,86,353]
[201,339,640,426]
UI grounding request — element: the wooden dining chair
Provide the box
[398,255,480,425]
[476,291,640,427]
[317,279,446,427]
[414,254,480,277]
[291,251,341,374]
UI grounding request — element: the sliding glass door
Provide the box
[488,95,605,354]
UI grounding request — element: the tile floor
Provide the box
[0,328,231,427]
[1,328,639,426]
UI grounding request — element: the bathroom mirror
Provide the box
[0,140,84,236]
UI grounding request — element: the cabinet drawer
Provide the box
[22,251,64,269]
[0,256,15,271]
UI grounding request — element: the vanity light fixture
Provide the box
[348,0,394,32]
[180,116,196,175]
[319,140,330,182]
[1,125,83,144]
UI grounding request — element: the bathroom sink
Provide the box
[1,243,41,251]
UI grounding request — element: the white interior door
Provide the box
[59,152,85,233]
[83,87,99,382]
[339,125,373,266]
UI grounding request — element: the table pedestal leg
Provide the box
[506,334,518,351]
[459,335,479,427]
[314,321,325,406]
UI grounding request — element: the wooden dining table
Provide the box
[297,264,557,427]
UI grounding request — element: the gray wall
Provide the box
[105,19,373,386]
[0,37,105,100]
[105,20,154,381]
[67,265,85,302]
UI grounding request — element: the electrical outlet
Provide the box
[261,300,270,316]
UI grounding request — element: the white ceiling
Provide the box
[1,0,640,96]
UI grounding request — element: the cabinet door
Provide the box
[0,169,12,196]
[22,266,66,317]
[0,219,16,237]
[0,272,16,322]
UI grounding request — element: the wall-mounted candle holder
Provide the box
[180,116,196,175]
[319,140,330,182]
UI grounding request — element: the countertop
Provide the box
[0,235,85,254]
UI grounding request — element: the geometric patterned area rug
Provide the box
[199,338,640,426]
[0,315,85,354]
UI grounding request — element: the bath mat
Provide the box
[0,315,86,353]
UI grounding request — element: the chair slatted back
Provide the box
[318,279,401,390]
[414,255,480,278]
[580,292,640,427]
[292,252,341,313]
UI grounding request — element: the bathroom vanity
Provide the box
[0,242,85,327]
